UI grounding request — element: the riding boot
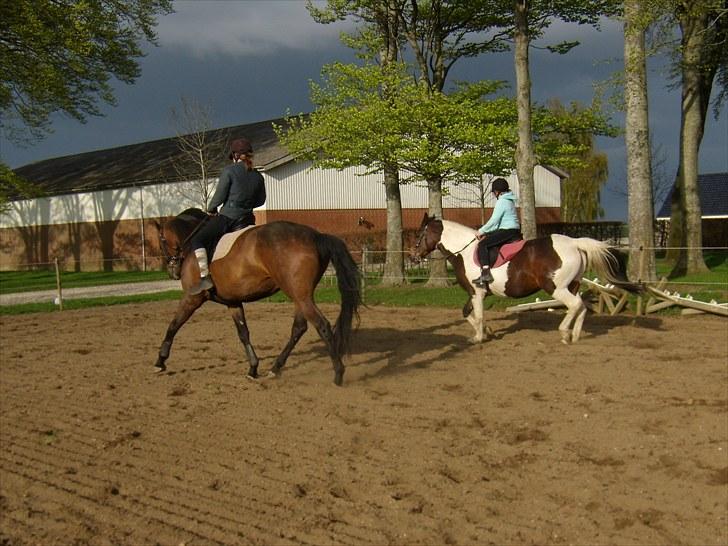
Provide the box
[189,248,214,295]
[472,266,494,288]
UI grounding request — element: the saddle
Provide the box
[211,225,258,262]
[473,237,526,269]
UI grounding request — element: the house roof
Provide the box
[656,172,728,219]
[12,117,294,197]
[13,114,569,199]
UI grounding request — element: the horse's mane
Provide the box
[177,208,207,222]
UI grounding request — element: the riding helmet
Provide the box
[229,138,253,159]
[492,178,510,193]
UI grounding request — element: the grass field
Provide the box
[0,251,725,316]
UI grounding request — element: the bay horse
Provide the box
[413,214,642,344]
[154,208,361,385]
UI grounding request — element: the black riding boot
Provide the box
[472,266,494,288]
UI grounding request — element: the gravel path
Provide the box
[0,279,181,306]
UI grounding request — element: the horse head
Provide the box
[412,213,443,263]
[155,208,207,280]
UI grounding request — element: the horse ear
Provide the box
[420,212,430,228]
[152,219,163,234]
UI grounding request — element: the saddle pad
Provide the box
[472,239,527,268]
[212,225,258,262]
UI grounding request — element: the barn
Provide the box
[0,117,566,271]
[655,172,728,248]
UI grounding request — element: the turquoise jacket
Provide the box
[478,191,520,234]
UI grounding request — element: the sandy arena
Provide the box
[1,300,726,545]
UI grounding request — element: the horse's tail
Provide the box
[314,233,362,356]
[573,238,643,293]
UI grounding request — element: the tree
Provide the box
[395,0,510,285]
[169,97,229,210]
[666,1,726,276]
[624,0,657,282]
[308,0,408,286]
[1,0,172,143]
[494,0,621,239]
[0,164,41,214]
[546,100,609,222]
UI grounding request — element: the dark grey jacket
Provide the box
[208,163,266,220]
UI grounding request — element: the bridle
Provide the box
[159,215,211,268]
[414,217,476,260]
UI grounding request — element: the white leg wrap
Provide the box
[194,248,209,278]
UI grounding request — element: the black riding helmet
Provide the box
[492,178,510,193]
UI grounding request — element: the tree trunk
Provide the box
[669,9,711,277]
[381,164,406,286]
[379,0,406,286]
[514,0,537,240]
[426,177,449,287]
[623,0,656,282]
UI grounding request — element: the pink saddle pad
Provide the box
[472,239,527,268]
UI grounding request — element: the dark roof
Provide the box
[13,117,294,197]
[656,172,728,219]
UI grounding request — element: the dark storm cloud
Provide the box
[1,1,725,220]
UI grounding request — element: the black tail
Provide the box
[605,248,644,294]
[314,233,361,356]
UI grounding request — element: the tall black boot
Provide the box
[472,266,494,287]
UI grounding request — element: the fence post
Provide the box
[54,257,64,311]
[361,245,368,300]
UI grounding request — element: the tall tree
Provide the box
[624,0,657,282]
[0,0,171,208]
[546,100,609,222]
[496,0,620,239]
[1,0,172,142]
[169,97,229,210]
[396,0,509,285]
[666,0,726,276]
[308,0,407,285]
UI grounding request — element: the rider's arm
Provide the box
[478,197,506,235]
[208,170,231,213]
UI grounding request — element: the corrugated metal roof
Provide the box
[656,172,728,218]
[12,118,294,196]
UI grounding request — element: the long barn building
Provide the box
[0,117,566,271]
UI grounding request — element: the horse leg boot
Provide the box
[189,248,214,295]
[155,295,206,372]
[230,305,259,379]
[269,312,308,378]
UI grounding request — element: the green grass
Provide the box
[0,269,169,294]
[0,250,725,316]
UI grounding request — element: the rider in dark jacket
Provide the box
[188,138,266,295]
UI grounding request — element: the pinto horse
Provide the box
[413,214,642,344]
[154,208,361,385]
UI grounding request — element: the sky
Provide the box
[1,0,726,221]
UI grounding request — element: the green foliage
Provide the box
[278,60,616,190]
[0,0,172,142]
[0,162,42,213]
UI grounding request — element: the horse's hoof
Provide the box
[469,336,482,344]
[245,374,258,381]
[266,370,278,379]
[153,364,166,373]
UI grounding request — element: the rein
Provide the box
[415,221,477,260]
[160,214,211,265]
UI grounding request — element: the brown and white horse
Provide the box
[155,208,361,385]
[413,214,642,344]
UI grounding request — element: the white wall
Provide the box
[0,164,560,228]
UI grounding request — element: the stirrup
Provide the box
[189,276,213,295]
